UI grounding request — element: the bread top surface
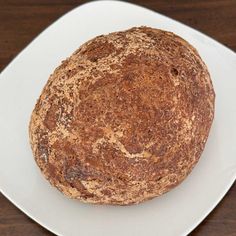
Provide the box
[29,27,215,205]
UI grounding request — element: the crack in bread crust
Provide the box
[29,26,215,205]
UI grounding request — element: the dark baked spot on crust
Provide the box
[81,40,116,62]
[150,144,168,157]
[101,189,112,197]
[47,162,57,179]
[66,68,78,78]
[64,160,102,182]
[38,141,48,160]
[65,166,89,182]
[171,67,179,76]
[44,103,59,131]
[123,136,143,154]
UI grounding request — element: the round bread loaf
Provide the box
[29,26,215,205]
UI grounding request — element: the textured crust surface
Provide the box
[29,27,215,205]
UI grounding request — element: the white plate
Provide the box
[0,1,236,236]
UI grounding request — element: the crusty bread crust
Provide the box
[29,27,215,205]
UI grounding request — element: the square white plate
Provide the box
[0,1,236,236]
